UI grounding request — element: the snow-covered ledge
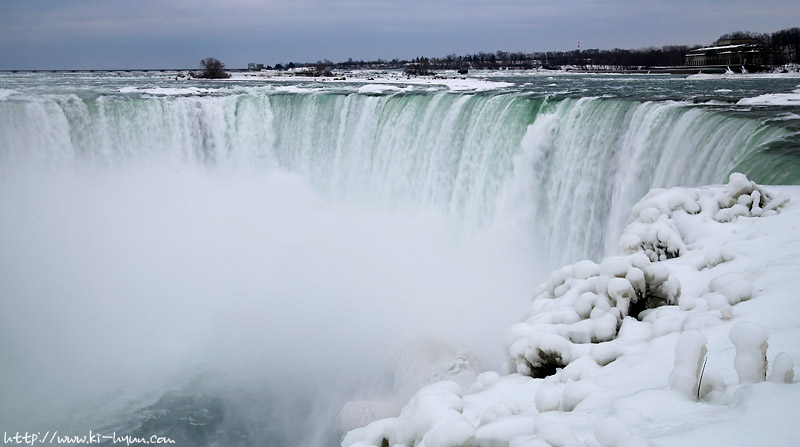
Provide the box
[342,174,799,447]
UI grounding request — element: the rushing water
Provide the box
[1,71,799,446]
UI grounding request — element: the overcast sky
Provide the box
[1,0,798,69]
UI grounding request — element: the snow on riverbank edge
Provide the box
[343,174,800,447]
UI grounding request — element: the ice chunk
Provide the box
[668,330,708,398]
[768,352,795,384]
[698,369,725,402]
[729,322,768,384]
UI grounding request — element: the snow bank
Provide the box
[227,70,514,92]
[119,86,214,96]
[343,174,800,447]
[737,88,800,106]
[358,84,409,94]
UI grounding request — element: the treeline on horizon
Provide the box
[268,27,799,73]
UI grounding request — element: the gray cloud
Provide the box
[0,0,798,69]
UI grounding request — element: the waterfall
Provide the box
[1,90,791,265]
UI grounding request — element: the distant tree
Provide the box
[195,58,230,79]
[717,31,770,45]
[404,57,434,76]
[771,27,800,63]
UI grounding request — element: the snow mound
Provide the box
[621,173,789,261]
[504,253,680,377]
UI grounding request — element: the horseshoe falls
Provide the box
[1,72,799,446]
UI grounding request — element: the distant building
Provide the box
[685,39,779,68]
[247,63,265,70]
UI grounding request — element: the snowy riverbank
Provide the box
[342,174,800,447]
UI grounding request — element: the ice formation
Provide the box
[667,331,707,398]
[504,253,681,377]
[342,174,799,447]
[729,322,769,384]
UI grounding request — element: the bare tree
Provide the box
[195,58,231,79]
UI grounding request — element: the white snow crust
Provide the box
[227,71,514,92]
[737,88,800,106]
[343,173,800,447]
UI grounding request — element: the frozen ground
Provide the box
[343,174,800,447]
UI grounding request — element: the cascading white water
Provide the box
[502,96,792,264]
[1,90,790,265]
